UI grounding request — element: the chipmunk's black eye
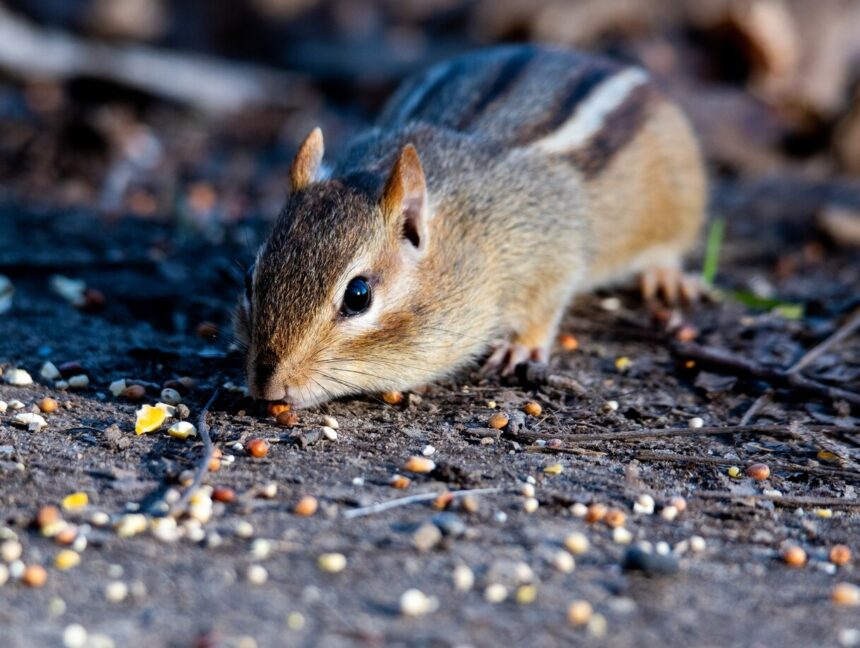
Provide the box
[342,277,371,316]
[244,264,255,302]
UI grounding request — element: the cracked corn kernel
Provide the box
[832,583,860,607]
[488,412,509,429]
[727,466,741,478]
[382,391,403,405]
[567,600,593,626]
[558,333,579,351]
[829,545,852,566]
[746,463,770,480]
[317,553,347,573]
[522,401,542,416]
[135,404,166,435]
[390,475,411,489]
[544,463,563,476]
[267,402,290,417]
[61,492,88,511]
[516,584,537,604]
[585,503,607,524]
[245,438,270,458]
[615,357,631,371]
[294,496,318,517]
[814,508,833,518]
[403,456,435,473]
[38,398,59,413]
[55,550,80,570]
[782,545,806,567]
[167,421,197,440]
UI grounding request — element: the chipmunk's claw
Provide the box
[483,341,548,376]
[640,267,700,304]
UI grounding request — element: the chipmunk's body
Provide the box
[237,46,706,407]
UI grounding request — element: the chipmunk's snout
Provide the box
[248,349,287,401]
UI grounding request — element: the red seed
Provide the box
[382,391,403,405]
[276,411,299,427]
[268,402,291,417]
[294,496,318,516]
[746,463,771,480]
[22,564,48,587]
[212,487,236,503]
[123,384,146,400]
[245,439,270,458]
[558,333,579,351]
[782,545,807,567]
[829,545,852,566]
[36,504,61,528]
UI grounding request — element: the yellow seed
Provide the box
[615,356,632,371]
[135,404,166,435]
[522,401,542,416]
[55,549,81,570]
[832,582,860,607]
[488,412,509,429]
[564,532,589,555]
[317,553,347,573]
[403,456,435,474]
[817,450,840,462]
[727,466,741,478]
[38,398,59,413]
[543,463,563,476]
[515,584,537,605]
[61,492,88,511]
[567,600,593,626]
[814,508,833,518]
[167,421,197,440]
[382,391,403,405]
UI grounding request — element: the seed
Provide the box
[54,525,77,545]
[585,503,607,524]
[488,412,509,429]
[602,400,619,413]
[22,564,48,587]
[38,398,59,413]
[40,362,61,380]
[160,388,182,405]
[660,505,679,521]
[37,505,62,528]
[167,421,196,440]
[61,492,88,511]
[564,532,590,555]
[521,483,535,498]
[746,463,770,480]
[403,456,435,473]
[196,322,219,339]
[668,495,687,512]
[15,412,48,430]
[567,600,593,626]
[484,583,508,603]
[603,508,627,529]
[431,491,454,510]
[814,508,833,518]
[452,564,474,591]
[571,502,588,517]
[727,466,741,478]
[675,325,698,342]
[317,553,347,573]
[516,584,538,605]
[322,415,339,429]
[245,438,270,458]
[523,497,539,513]
[246,564,268,585]
[552,550,575,573]
[321,426,338,441]
[688,416,704,429]
[115,513,148,538]
[558,333,579,351]
[122,384,146,401]
[829,545,852,566]
[544,463,563,476]
[55,550,81,570]
[212,487,235,503]
[612,527,633,544]
[1,540,23,562]
[67,375,89,389]
[633,494,655,515]
[382,391,403,405]
[267,402,290,417]
[832,582,860,607]
[615,356,631,371]
[294,495,318,517]
[208,448,222,472]
[421,444,435,457]
[391,474,411,489]
[5,368,33,386]
[63,624,87,648]
[782,545,807,567]
[588,613,608,638]
[400,588,436,616]
[689,535,707,553]
[135,404,166,435]
[276,411,299,427]
[523,401,542,416]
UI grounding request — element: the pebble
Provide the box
[567,600,593,626]
[123,385,146,401]
[523,497,539,513]
[247,564,268,585]
[421,444,436,457]
[322,415,339,429]
[245,438,270,458]
[105,580,128,603]
[5,368,33,386]
[67,375,89,389]
[250,538,272,560]
[832,583,860,607]
[400,588,437,616]
[63,624,88,648]
[552,550,575,573]
[404,456,435,473]
[317,553,347,573]
[40,362,61,381]
[235,521,255,538]
[688,416,704,429]
[108,379,127,397]
[612,527,633,544]
[168,421,197,440]
[484,583,508,603]
[160,388,182,405]
[622,546,680,574]
[432,512,466,538]
[633,494,655,515]
[452,564,474,591]
[564,532,590,555]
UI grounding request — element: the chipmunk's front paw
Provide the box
[483,340,549,376]
[639,267,701,304]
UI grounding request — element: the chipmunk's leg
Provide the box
[640,266,701,304]
[483,302,562,376]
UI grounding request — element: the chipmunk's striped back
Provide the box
[379,45,656,179]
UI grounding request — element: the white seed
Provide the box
[564,532,590,555]
[0,401,6,413]
[552,550,575,573]
[235,521,255,538]
[690,535,707,553]
[655,541,671,555]
[600,296,621,311]
[633,494,655,515]
[250,539,272,560]
[67,375,89,389]
[160,388,182,405]
[167,421,197,440]
[452,564,474,591]
[114,514,148,538]
[14,412,48,431]
[570,502,588,517]
[322,415,339,429]
[90,511,110,526]
[40,362,60,380]
[150,517,179,543]
[612,527,633,544]
[247,564,268,585]
[521,483,535,498]
[400,588,437,616]
[0,563,8,586]
[63,624,88,648]
[484,583,508,603]
[317,553,347,573]
[258,482,278,499]
[523,497,539,513]
[105,581,128,603]
[51,275,86,304]
[603,400,619,412]
[4,368,33,386]
[588,613,608,638]
[688,417,704,429]
[1,539,23,562]
[421,444,436,457]
[108,379,127,397]
[321,426,338,441]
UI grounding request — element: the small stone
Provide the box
[484,583,508,603]
[564,532,589,555]
[317,553,347,573]
[688,416,704,429]
[8,399,25,410]
[452,564,474,591]
[746,463,771,480]
[567,600,593,626]
[246,564,268,585]
[404,456,435,473]
[5,368,33,386]
[63,624,88,648]
[400,588,437,616]
[67,375,89,390]
[622,546,680,574]
[40,362,61,381]
[160,388,182,405]
[552,550,575,573]
[431,512,466,538]
[108,379,127,397]
[234,521,254,538]
[322,415,339,429]
[488,412,509,429]
[832,582,860,607]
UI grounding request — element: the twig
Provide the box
[634,451,860,480]
[170,388,219,516]
[694,491,860,509]
[523,424,827,445]
[342,487,504,519]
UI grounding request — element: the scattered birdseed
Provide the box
[55,550,80,570]
[8,399,25,410]
[150,517,179,543]
[613,527,633,544]
[668,496,687,512]
[488,412,509,429]
[814,508,833,518]
[4,368,33,386]
[484,583,508,603]
[558,333,579,351]
[61,492,88,511]
[294,496,318,517]
[567,600,593,626]
[250,539,272,560]
[0,563,8,586]
[585,503,607,524]
[317,553,347,573]
[1,539,22,562]
[316,425,337,441]
[276,411,299,427]
[135,405,166,435]
[15,412,48,431]
[245,438,270,458]
[600,296,621,311]
[832,583,860,607]
[267,402,290,417]
[746,463,770,480]
[675,325,699,342]
[38,397,59,413]
[108,379,127,397]
[453,564,474,591]
[487,400,496,408]
[403,456,435,473]
[461,495,479,513]
[615,356,632,371]
[22,564,47,587]
[763,489,782,497]
[0,401,6,413]
[286,612,305,630]
[390,475,411,489]
[322,415,339,429]
[521,483,535,498]
[40,362,60,381]
[63,624,87,648]
[688,416,704,429]
[209,448,223,472]
[421,445,436,458]
[544,463,563,476]
[689,536,707,553]
[516,584,538,604]
[167,421,197,440]
[67,375,89,389]
[633,494,655,515]
[115,514,148,538]
[522,401,542,416]
[122,385,146,401]
[588,613,608,638]
[382,391,403,405]
[564,532,590,555]
[552,551,575,573]
[656,541,671,555]
[234,521,255,538]
[727,466,741,478]
[400,589,437,616]
[160,388,182,405]
[604,508,626,528]
[523,497,539,513]
[830,545,852,566]
[246,565,268,585]
[782,545,807,567]
[602,400,619,413]
[212,487,235,504]
[661,505,679,521]
[571,503,588,517]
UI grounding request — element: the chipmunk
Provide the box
[235,45,706,407]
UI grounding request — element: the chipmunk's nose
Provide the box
[250,349,285,401]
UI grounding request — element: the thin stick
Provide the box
[634,451,860,480]
[171,388,219,516]
[343,487,503,519]
[694,491,860,509]
[523,424,826,445]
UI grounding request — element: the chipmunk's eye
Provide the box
[341,277,371,316]
[244,264,255,302]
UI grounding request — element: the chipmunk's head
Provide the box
[235,128,436,407]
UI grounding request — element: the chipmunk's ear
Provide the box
[290,127,324,192]
[380,144,429,251]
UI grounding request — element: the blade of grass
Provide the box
[701,217,725,286]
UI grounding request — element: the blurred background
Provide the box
[1,0,859,222]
